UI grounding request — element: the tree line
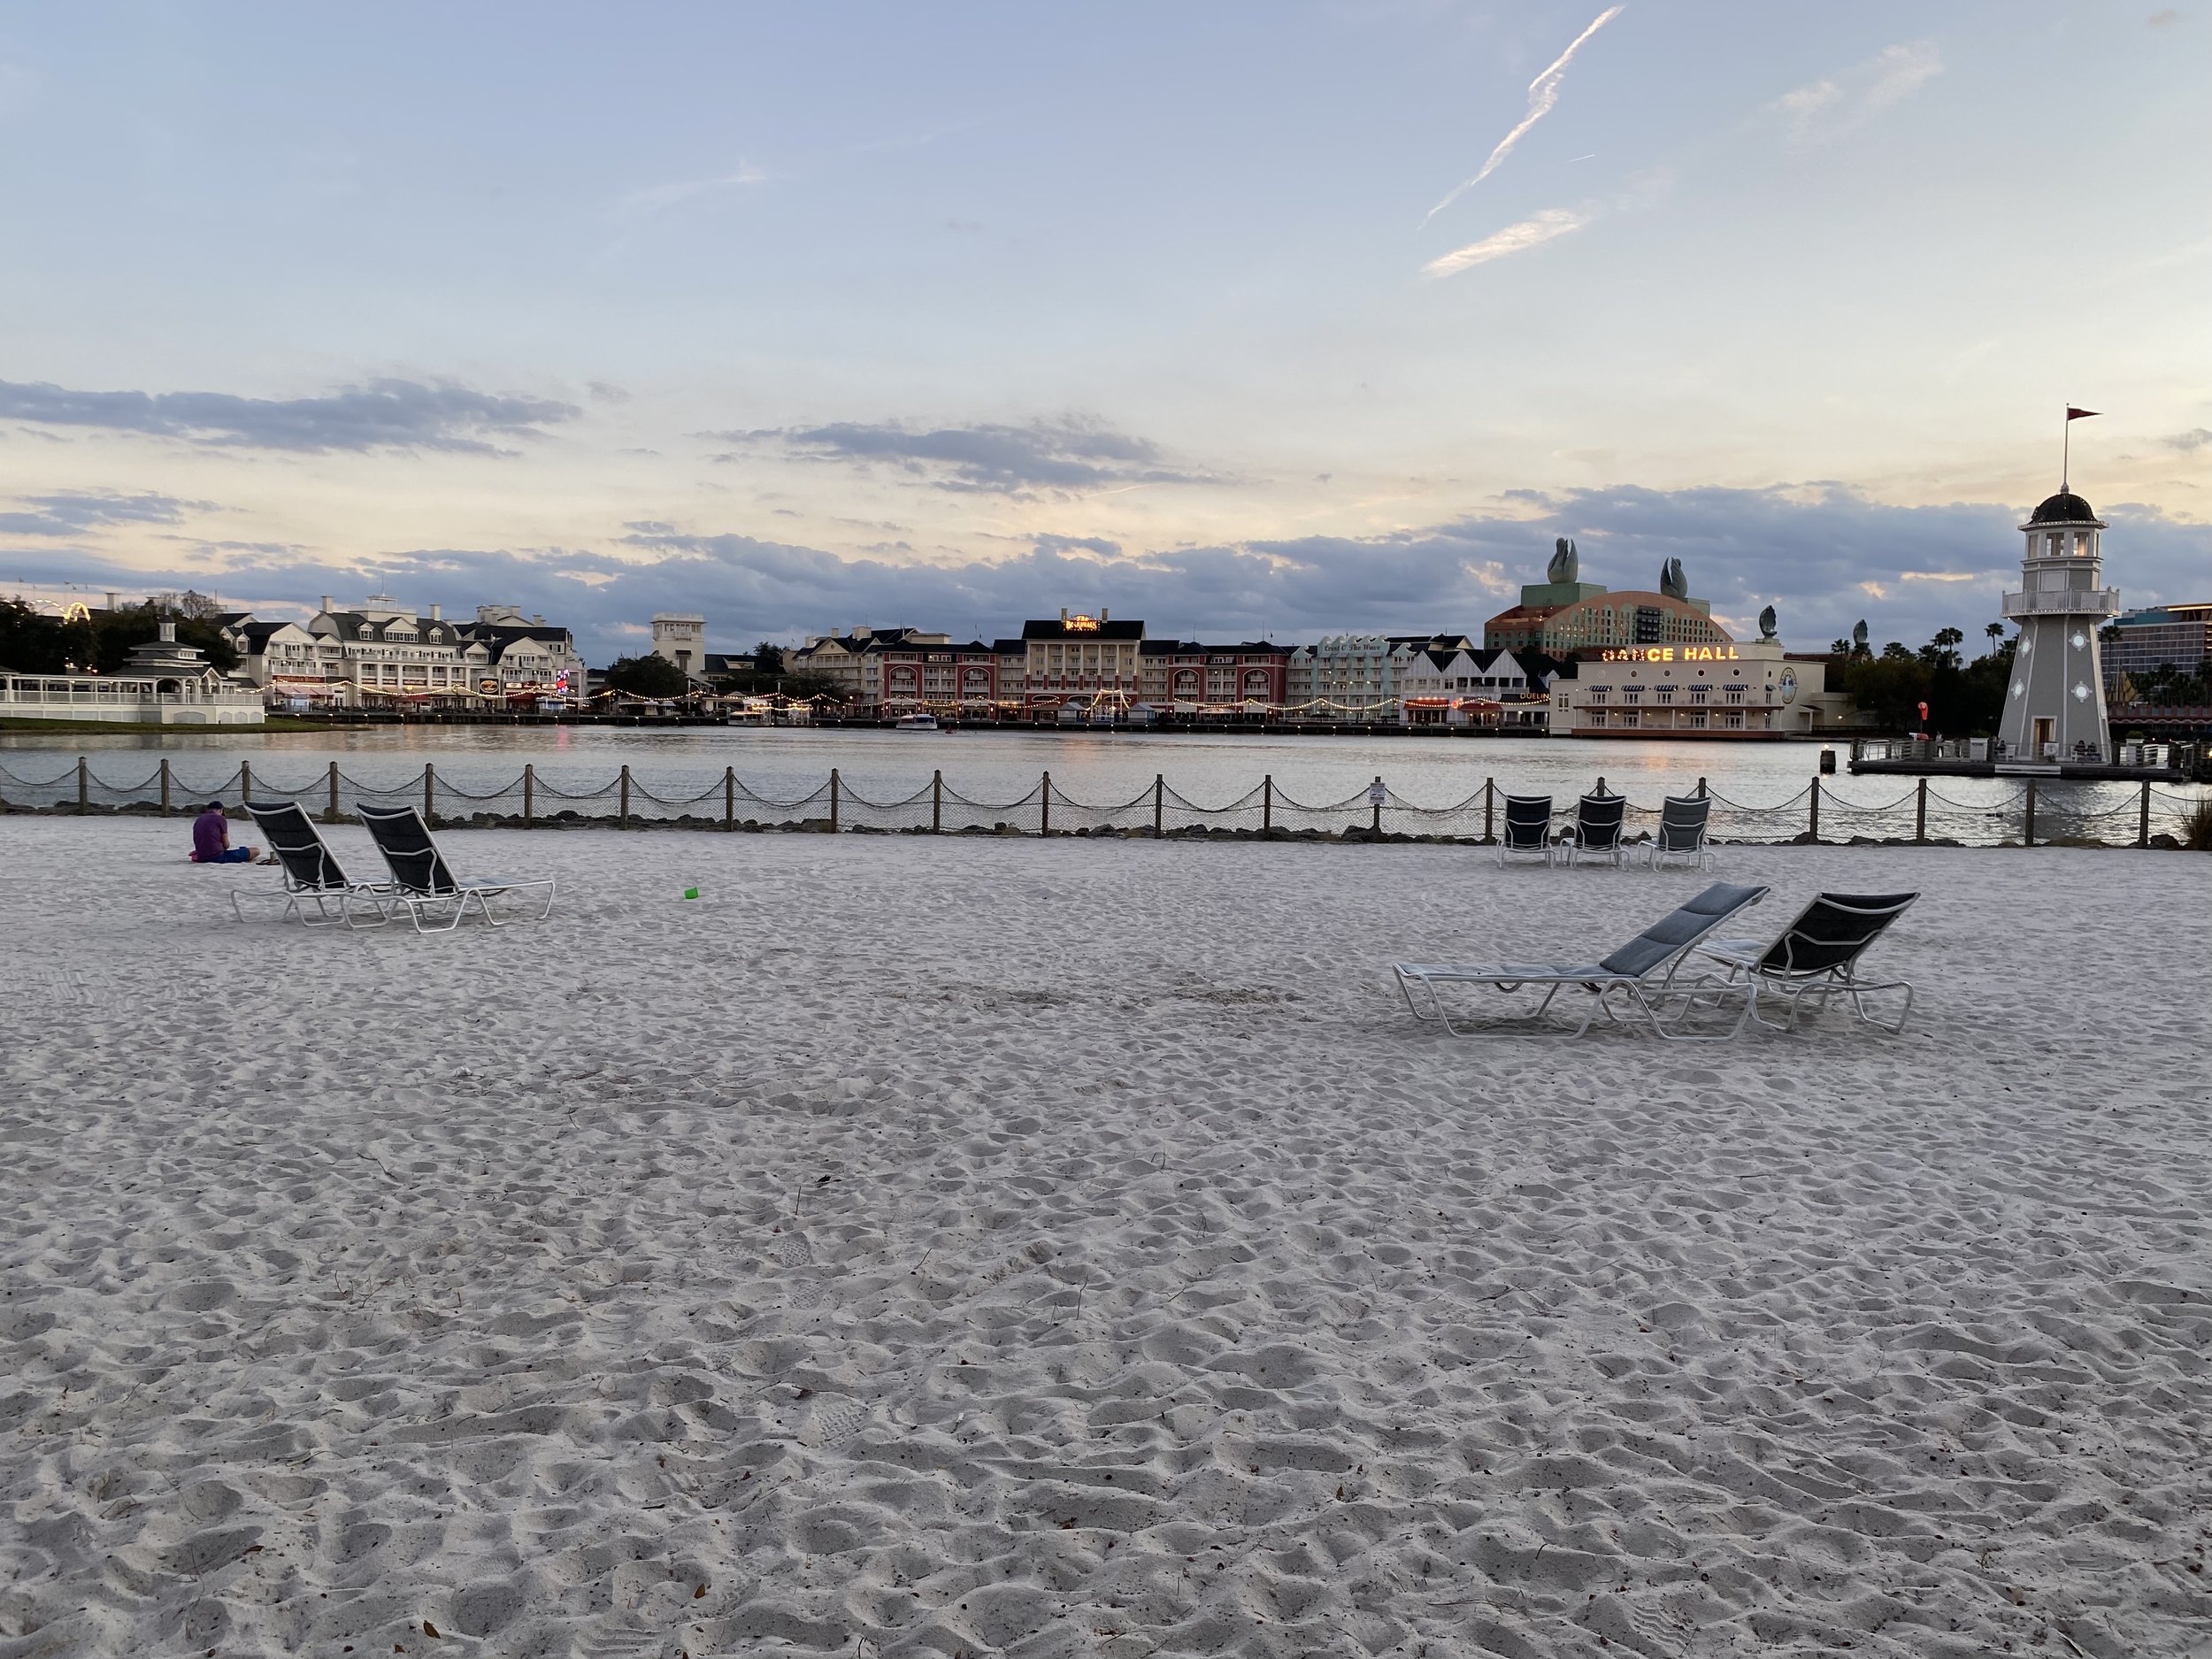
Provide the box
[0,593,241,676]
[598,641,846,702]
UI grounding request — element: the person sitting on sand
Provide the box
[189,801,269,864]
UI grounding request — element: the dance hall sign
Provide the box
[1598,646,1742,664]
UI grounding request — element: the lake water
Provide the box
[3,725,2200,845]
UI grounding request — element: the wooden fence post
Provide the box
[724,765,734,832]
[932,769,942,833]
[619,764,631,829]
[158,757,172,817]
[423,763,435,825]
[2138,780,2150,849]
[1263,774,1272,833]
[326,761,340,825]
[1915,777,1927,844]
[239,760,251,810]
[1040,771,1051,837]
[828,767,839,833]
[1153,773,1164,838]
[523,763,535,827]
[1808,774,1820,843]
[2023,777,2035,848]
[1696,776,1708,798]
[1371,776,1383,837]
[1484,777,1494,844]
[77,755,88,815]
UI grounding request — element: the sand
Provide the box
[2,815,2208,1659]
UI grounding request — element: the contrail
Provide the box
[1421,206,1592,278]
[1419,5,1624,229]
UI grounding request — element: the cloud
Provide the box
[1422,206,1594,277]
[1773,41,1943,144]
[617,165,768,217]
[0,489,214,537]
[713,416,1217,496]
[0,377,581,454]
[1900,570,1987,581]
[2161,427,2212,452]
[27,484,2208,666]
[1420,6,1624,228]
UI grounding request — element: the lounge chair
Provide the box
[1495,795,1555,866]
[1560,790,1628,867]
[1643,795,1715,871]
[234,800,391,928]
[1695,891,1918,1033]
[1393,880,1770,1039]
[356,803,557,933]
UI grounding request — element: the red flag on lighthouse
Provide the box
[2065,406,2100,420]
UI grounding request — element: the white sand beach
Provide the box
[3,816,2208,1659]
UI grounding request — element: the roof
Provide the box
[317,611,466,646]
[870,638,996,656]
[2027,490,2101,526]
[1386,634,1475,652]
[1021,618,1145,641]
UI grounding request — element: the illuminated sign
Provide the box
[1064,614,1101,632]
[1598,645,1740,663]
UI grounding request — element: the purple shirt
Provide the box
[192,809,228,862]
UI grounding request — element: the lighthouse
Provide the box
[1997,487,2119,767]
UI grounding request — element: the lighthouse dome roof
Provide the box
[2027,489,2098,526]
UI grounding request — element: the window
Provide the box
[1724,710,1744,729]
[1690,685,1708,704]
[1726,688,1745,705]
[1655,686,1674,704]
[1687,709,1708,730]
[1618,708,1640,727]
[1590,687,1608,705]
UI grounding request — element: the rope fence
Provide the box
[0,757,2205,849]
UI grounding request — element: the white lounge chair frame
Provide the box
[1394,881,1770,1041]
[357,804,557,933]
[1643,795,1715,871]
[233,801,393,929]
[1495,795,1555,867]
[1696,891,1918,1034]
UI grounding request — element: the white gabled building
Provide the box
[219,597,586,707]
[1285,634,1415,718]
[1395,644,1545,726]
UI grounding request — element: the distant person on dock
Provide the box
[189,802,267,864]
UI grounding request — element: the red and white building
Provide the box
[1138,640,1290,708]
[875,638,1002,708]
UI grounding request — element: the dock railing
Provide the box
[2,758,2206,849]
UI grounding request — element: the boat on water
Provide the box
[893,711,940,732]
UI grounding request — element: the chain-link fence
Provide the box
[1,757,2205,849]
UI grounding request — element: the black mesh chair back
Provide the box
[1656,795,1711,851]
[1756,893,1918,979]
[1574,792,1627,850]
[357,803,459,895]
[1599,882,1769,979]
[1502,795,1553,851]
[245,800,349,891]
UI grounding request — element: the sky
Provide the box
[1,1,2207,664]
